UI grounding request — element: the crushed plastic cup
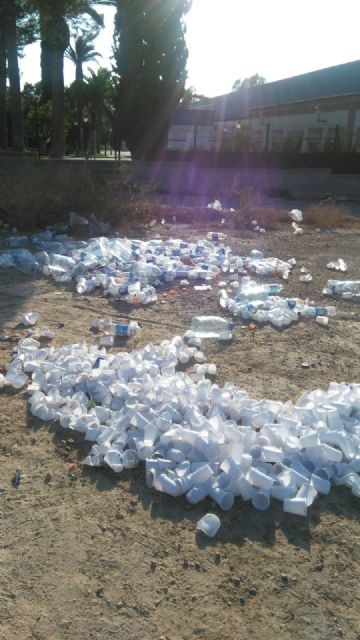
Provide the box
[327,259,347,272]
[20,312,40,326]
[289,209,303,223]
[196,513,221,538]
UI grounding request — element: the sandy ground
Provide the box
[1,223,360,640]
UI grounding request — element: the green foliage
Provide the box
[66,32,102,82]
[113,0,192,157]
[178,85,208,108]
[232,73,266,92]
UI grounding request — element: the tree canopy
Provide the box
[232,73,266,92]
[113,0,192,158]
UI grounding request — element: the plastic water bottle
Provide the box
[76,278,95,294]
[91,318,112,331]
[191,316,234,339]
[106,321,140,337]
[206,233,227,241]
[238,283,283,301]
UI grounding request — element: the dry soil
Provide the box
[0,223,360,640]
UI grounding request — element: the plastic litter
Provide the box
[3,333,360,520]
[292,222,304,235]
[299,273,312,282]
[96,319,141,338]
[69,212,89,226]
[323,280,360,299]
[207,200,222,211]
[20,312,40,326]
[196,514,221,537]
[189,316,234,340]
[327,259,347,272]
[206,232,227,241]
[315,316,329,327]
[289,209,303,223]
[219,279,331,329]
[12,468,21,487]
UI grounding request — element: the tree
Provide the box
[66,32,102,153]
[66,33,101,84]
[232,73,266,92]
[84,66,112,153]
[113,0,192,158]
[0,1,38,151]
[0,17,7,149]
[34,0,105,158]
[178,85,208,109]
[23,82,53,153]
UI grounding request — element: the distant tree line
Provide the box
[0,0,192,158]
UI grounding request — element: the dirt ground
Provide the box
[1,221,360,640]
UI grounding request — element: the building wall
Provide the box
[167,124,214,150]
[213,95,360,153]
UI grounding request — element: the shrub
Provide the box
[303,199,359,229]
[0,162,156,231]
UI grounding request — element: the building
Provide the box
[167,109,215,151]
[169,60,360,153]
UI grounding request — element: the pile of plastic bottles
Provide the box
[0,233,293,301]
[2,333,360,519]
[219,278,336,329]
[323,280,360,299]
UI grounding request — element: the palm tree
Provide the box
[66,33,101,84]
[66,32,102,154]
[84,67,112,154]
[35,0,105,158]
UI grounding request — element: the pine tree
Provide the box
[113,0,191,158]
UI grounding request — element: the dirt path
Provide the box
[1,225,360,640]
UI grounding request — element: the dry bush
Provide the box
[99,165,158,229]
[0,164,102,229]
[0,163,156,231]
[233,206,289,230]
[304,199,359,229]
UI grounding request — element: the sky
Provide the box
[19,0,360,98]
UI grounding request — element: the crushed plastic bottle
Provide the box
[327,259,347,272]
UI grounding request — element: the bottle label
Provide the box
[115,325,129,335]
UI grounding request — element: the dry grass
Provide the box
[0,163,156,231]
[303,199,360,229]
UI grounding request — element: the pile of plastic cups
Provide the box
[2,332,360,519]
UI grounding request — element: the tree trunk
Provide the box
[50,47,65,158]
[40,39,53,103]
[4,0,24,151]
[0,19,7,149]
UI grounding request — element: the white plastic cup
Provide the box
[196,513,221,538]
[296,483,318,506]
[210,487,234,511]
[248,467,274,491]
[122,449,139,469]
[315,316,328,326]
[104,451,123,473]
[283,498,307,517]
[310,473,331,495]
[252,490,270,511]
[271,482,296,501]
